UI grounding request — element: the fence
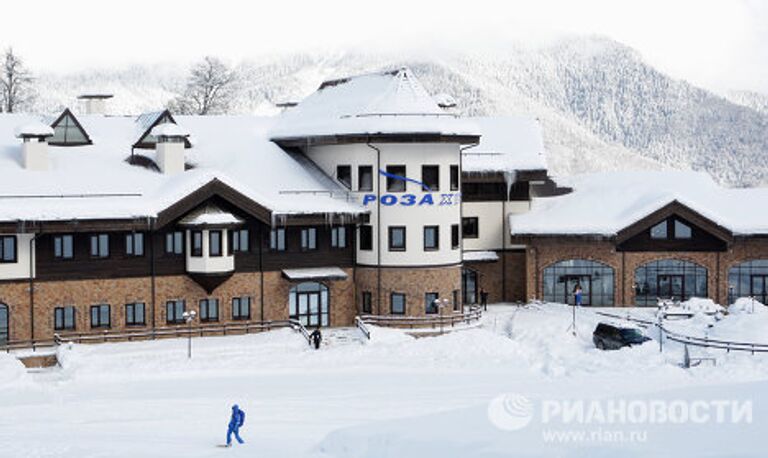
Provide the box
[360,306,483,330]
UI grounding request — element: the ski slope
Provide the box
[1,304,768,457]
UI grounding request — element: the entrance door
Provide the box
[0,304,7,346]
[563,275,591,306]
[462,269,478,305]
[751,275,768,305]
[658,275,684,300]
[290,282,330,327]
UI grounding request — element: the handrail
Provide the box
[1,319,297,352]
[360,307,483,329]
[355,316,371,340]
[287,319,313,347]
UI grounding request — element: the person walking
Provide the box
[573,283,583,307]
[479,289,489,311]
[310,327,322,350]
[226,404,246,447]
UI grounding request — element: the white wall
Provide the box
[185,229,234,273]
[462,201,530,251]
[305,142,462,267]
[0,234,35,280]
[22,141,49,171]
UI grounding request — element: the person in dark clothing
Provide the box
[480,289,489,311]
[226,404,245,447]
[310,327,322,349]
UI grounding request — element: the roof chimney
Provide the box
[151,123,189,174]
[78,93,113,115]
[15,122,54,170]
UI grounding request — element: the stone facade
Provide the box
[355,265,462,316]
[464,250,527,304]
[0,268,356,343]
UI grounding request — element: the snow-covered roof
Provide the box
[14,122,54,138]
[0,113,364,222]
[462,251,499,262]
[463,117,547,173]
[178,204,244,226]
[282,267,348,281]
[510,171,768,236]
[270,67,479,141]
[150,122,189,138]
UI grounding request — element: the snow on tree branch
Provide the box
[168,56,239,115]
[1,48,35,113]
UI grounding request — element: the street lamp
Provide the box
[434,298,450,335]
[182,310,197,359]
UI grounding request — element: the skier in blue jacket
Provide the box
[226,404,246,447]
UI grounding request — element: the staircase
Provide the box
[322,327,368,347]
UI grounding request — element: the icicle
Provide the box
[503,170,518,194]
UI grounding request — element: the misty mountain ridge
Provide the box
[31,36,768,187]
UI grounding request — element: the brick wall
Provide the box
[355,265,461,316]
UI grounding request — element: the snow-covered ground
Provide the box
[2,303,768,457]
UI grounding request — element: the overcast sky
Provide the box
[2,0,766,93]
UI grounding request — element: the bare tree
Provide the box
[0,48,35,113]
[168,56,238,115]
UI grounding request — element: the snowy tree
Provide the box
[0,48,35,113]
[168,56,238,115]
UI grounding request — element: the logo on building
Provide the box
[361,169,461,207]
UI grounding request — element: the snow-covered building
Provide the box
[0,67,766,347]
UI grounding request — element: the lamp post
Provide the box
[435,298,450,335]
[182,310,197,359]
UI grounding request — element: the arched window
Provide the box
[728,260,768,305]
[0,303,8,345]
[634,259,707,306]
[289,282,329,327]
[542,260,615,306]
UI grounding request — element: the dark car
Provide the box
[593,322,651,350]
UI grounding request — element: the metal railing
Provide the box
[1,319,305,353]
[595,311,768,355]
[359,306,483,330]
[355,316,371,340]
[287,319,313,347]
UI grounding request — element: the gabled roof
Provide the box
[509,171,768,237]
[133,110,191,149]
[463,117,547,173]
[270,67,480,144]
[48,108,92,146]
[615,200,733,243]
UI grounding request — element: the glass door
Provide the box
[751,275,768,304]
[463,269,478,305]
[658,275,684,300]
[0,304,7,346]
[564,275,591,306]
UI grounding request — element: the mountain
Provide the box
[31,37,768,186]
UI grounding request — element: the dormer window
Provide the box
[650,221,668,239]
[49,109,91,146]
[674,220,692,239]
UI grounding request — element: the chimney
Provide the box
[77,94,113,115]
[151,123,189,174]
[15,122,54,171]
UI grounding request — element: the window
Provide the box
[199,299,219,322]
[289,282,330,327]
[388,226,406,251]
[425,292,439,314]
[231,229,249,253]
[337,165,352,189]
[390,293,406,315]
[165,231,184,255]
[90,304,111,329]
[361,292,372,314]
[89,234,109,258]
[301,228,317,251]
[424,226,439,251]
[650,221,668,239]
[54,306,76,331]
[386,165,406,192]
[331,227,347,248]
[674,220,692,239]
[49,109,90,146]
[462,217,479,239]
[270,228,286,251]
[728,260,768,304]
[634,259,707,306]
[125,233,144,257]
[191,231,203,257]
[421,165,439,191]
[358,165,373,191]
[232,296,251,320]
[451,224,460,249]
[54,235,74,259]
[209,230,222,257]
[359,225,373,251]
[453,289,460,311]
[166,300,185,324]
[125,302,146,326]
[542,259,616,306]
[450,165,459,191]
